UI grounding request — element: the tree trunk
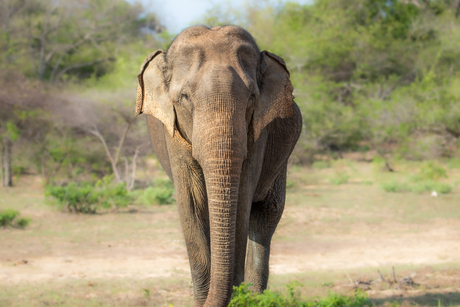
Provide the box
[4,138,12,187]
[1,140,4,187]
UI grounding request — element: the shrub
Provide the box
[46,176,132,213]
[138,178,174,205]
[417,161,448,181]
[16,217,31,228]
[0,209,30,229]
[229,282,372,307]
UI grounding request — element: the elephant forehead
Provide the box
[168,26,259,61]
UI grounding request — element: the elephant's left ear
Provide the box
[253,51,295,141]
[136,49,175,137]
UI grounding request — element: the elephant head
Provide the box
[136,26,295,306]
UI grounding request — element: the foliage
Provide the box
[229,282,372,307]
[416,161,448,181]
[0,0,163,82]
[138,178,175,205]
[2,0,460,188]
[0,209,30,228]
[45,176,132,213]
[200,0,460,160]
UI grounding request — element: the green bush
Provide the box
[138,178,174,205]
[0,209,30,229]
[16,217,31,228]
[46,176,132,213]
[417,161,448,181]
[229,282,372,307]
[0,209,19,227]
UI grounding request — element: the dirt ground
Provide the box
[1,165,460,306]
[1,211,459,283]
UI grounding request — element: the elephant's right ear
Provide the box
[136,50,175,137]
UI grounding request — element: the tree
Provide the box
[199,0,460,160]
[0,69,50,186]
[0,0,163,82]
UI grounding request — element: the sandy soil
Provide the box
[1,213,459,283]
[1,173,460,306]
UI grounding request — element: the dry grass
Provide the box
[0,159,459,306]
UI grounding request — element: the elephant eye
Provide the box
[180,93,193,112]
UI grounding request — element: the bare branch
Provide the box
[88,125,121,181]
[128,142,148,191]
[113,120,132,169]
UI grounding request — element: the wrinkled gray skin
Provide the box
[136,26,302,307]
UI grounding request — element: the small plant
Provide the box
[0,209,31,229]
[229,282,372,307]
[417,161,447,181]
[138,178,175,205]
[16,217,31,228]
[0,209,18,227]
[142,288,150,298]
[46,176,132,213]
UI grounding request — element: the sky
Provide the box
[132,0,310,33]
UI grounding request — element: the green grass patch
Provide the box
[0,209,30,229]
[381,180,452,194]
[46,180,132,214]
[230,282,371,307]
[136,178,175,205]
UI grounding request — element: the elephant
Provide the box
[135,25,302,307]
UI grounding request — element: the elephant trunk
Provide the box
[204,156,242,306]
[201,131,244,306]
[194,111,246,307]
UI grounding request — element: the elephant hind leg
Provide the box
[245,167,287,292]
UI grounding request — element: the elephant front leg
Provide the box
[245,167,287,292]
[175,172,211,307]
